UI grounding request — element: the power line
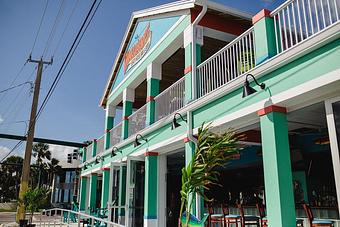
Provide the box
[1,0,102,162]
[30,0,49,55]
[0,81,33,95]
[42,0,66,57]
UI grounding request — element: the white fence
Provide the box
[39,208,124,227]
[96,135,105,156]
[272,0,340,53]
[128,104,147,137]
[154,76,185,121]
[86,143,93,161]
[110,122,122,147]
[196,27,255,98]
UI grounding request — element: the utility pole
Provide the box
[16,56,52,223]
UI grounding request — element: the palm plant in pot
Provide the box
[179,123,241,227]
[22,187,48,226]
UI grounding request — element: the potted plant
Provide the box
[22,187,48,227]
[179,123,241,227]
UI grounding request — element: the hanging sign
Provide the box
[124,23,152,73]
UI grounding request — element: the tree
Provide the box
[46,158,62,186]
[32,142,51,187]
[22,187,48,225]
[0,156,23,202]
[179,123,240,227]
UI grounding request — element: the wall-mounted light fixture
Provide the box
[95,155,103,164]
[83,162,88,170]
[242,74,265,98]
[134,134,148,147]
[171,112,187,130]
[111,146,121,157]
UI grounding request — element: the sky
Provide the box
[0,0,285,165]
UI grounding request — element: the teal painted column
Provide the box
[118,165,127,218]
[146,78,160,126]
[122,88,134,140]
[89,173,98,210]
[185,139,197,216]
[105,105,115,149]
[101,168,110,208]
[144,153,158,226]
[252,9,277,65]
[92,139,97,158]
[81,148,86,163]
[79,176,88,211]
[184,43,202,104]
[258,105,296,227]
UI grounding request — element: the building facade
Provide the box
[78,0,340,226]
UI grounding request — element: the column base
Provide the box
[143,218,157,227]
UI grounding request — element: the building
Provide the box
[77,0,340,226]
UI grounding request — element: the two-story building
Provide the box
[77,0,340,226]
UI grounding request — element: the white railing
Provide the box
[196,27,255,98]
[39,208,125,227]
[154,76,185,121]
[128,104,147,137]
[86,143,93,161]
[110,122,122,147]
[272,0,340,53]
[96,135,105,156]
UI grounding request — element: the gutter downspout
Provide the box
[188,1,207,219]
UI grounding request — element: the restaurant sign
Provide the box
[124,23,152,73]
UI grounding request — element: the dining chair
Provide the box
[207,203,224,227]
[303,204,334,227]
[238,204,260,227]
[222,204,241,227]
[256,203,267,227]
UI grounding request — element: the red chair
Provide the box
[256,203,267,227]
[303,204,334,227]
[222,204,241,227]
[207,204,224,227]
[238,204,260,227]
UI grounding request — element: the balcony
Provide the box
[84,0,340,162]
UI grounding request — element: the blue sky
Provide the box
[0,0,284,163]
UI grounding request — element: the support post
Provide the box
[105,105,116,149]
[258,105,296,227]
[92,139,97,158]
[252,9,277,65]
[118,165,127,221]
[146,63,161,126]
[144,152,158,227]
[79,177,88,211]
[101,168,110,209]
[122,88,134,140]
[89,173,98,210]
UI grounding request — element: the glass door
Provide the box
[126,157,145,227]
[325,97,340,217]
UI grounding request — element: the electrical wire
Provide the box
[42,0,66,57]
[52,0,80,57]
[30,0,49,55]
[0,81,33,94]
[0,0,102,162]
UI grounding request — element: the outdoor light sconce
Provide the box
[83,162,88,170]
[134,134,148,147]
[111,146,121,157]
[95,155,103,164]
[171,112,187,130]
[242,74,266,98]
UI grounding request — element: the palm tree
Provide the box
[32,142,51,187]
[46,158,62,186]
[179,123,241,227]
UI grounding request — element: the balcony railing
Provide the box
[196,27,255,98]
[272,0,340,53]
[86,143,93,160]
[110,122,122,147]
[128,104,147,137]
[96,135,105,156]
[154,76,185,121]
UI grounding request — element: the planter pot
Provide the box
[19,219,28,227]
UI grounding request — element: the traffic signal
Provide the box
[67,153,72,163]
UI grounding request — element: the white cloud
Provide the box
[0,145,10,160]
[0,145,25,161]
[0,114,3,123]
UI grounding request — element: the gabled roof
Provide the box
[100,0,252,108]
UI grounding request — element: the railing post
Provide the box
[252,9,277,65]
[122,88,134,140]
[92,139,97,158]
[146,63,161,126]
[105,104,116,149]
[183,25,202,104]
